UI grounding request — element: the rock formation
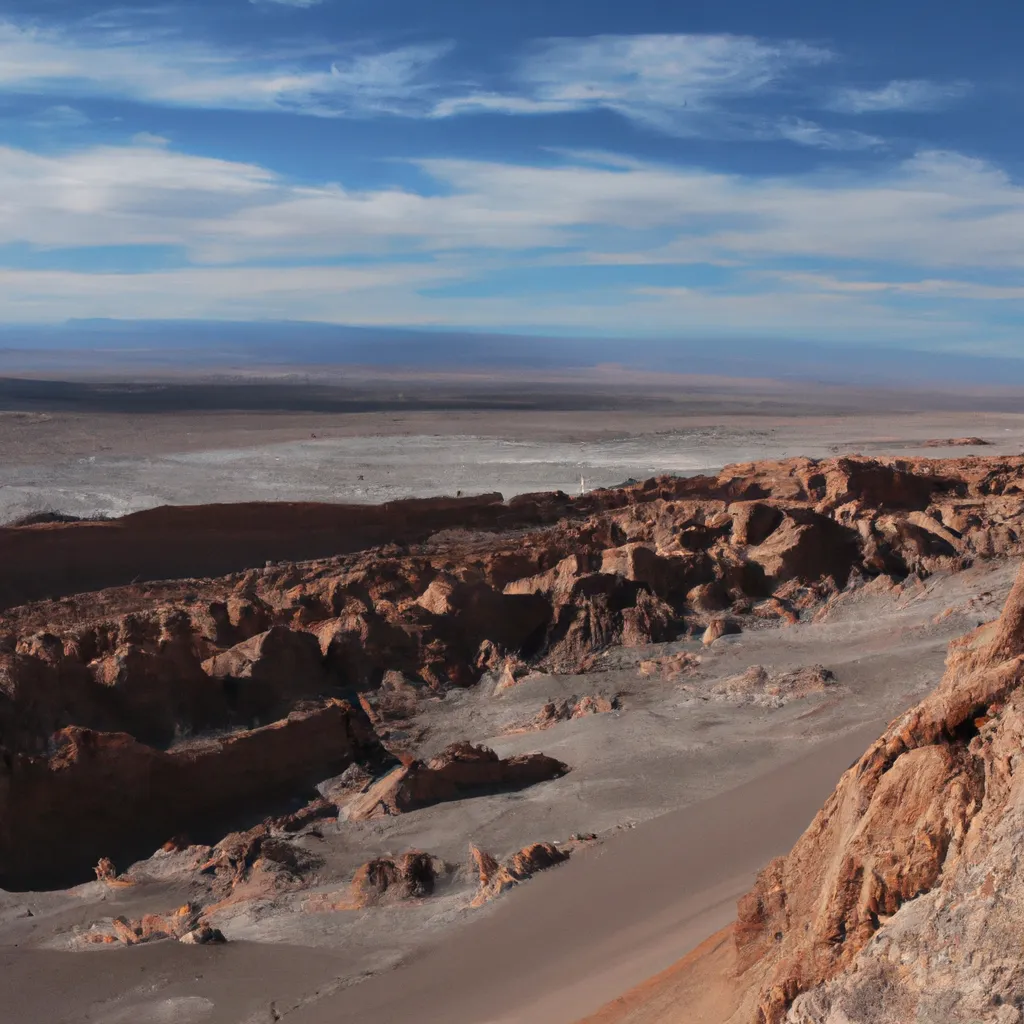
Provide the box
[469,841,571,906]
[706,664,836,706]
[344,742,569,822]
[507,695,621,733]
[347,851,443,907]
[4,454,1024,900]
[720,560,1024,1022]
[0,699,382,889]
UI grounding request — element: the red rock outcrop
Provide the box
[725,562,1024,1022]
[96,903,208,946]
[348,851,441,907]
[470,841,570,906]
[345,742,569,822]
[4,454,1024,909]
[0,699,384,889]
[507,695,621,733]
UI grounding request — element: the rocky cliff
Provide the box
[727,559,1024,1023]
[3,454,1024,894]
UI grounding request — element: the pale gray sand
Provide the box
[293,723,886,1024]
[0,560,1013,1024]
[2,413,1022,522]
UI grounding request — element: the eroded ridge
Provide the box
[2,454,1023,893]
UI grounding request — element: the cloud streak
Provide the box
[0,19,946,148]
[0,19,448,116]
[829,78,972,113]
[433,34,851,145]
[5,142,1024,270]
[1,140,1023,342]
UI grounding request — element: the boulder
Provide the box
[345,742,569,822]
[349,851,440,907]
[470,842,570,906]
[702,617,741,646]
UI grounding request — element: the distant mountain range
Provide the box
[1,319,1023,387]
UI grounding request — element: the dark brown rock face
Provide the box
[202,625,328,722]
[0,700,383,889]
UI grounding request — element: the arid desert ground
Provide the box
[1,371,1023,1024]
[1,369,1021,522]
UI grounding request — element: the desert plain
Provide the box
[0,369,1022,1024]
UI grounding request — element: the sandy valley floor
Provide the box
[0,560,1014,1024]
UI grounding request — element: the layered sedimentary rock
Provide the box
[3,455,1024,896]
[724,561,1024,1022]
[0,700,382,889]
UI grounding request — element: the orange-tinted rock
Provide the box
[470,842,570,906]
[507,694,620,734]
[349,851,439,907]
[728,564,1024,1022]
[542,573,682,672]
[345,742,569,822]
[102,903,204,946]
[638,652,702,680]
[703,617,741,646]
[4,453,1024,913]
[94,858,118,882]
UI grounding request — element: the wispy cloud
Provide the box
[5,142,1024,272]
[0,19,887,148]
[775,117,882,150]
[0,18,448,116]
[2,137,1024,345]
[829,78,972,113]
[763,270,1024,300]
[433,33,840,145]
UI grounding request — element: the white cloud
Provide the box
[0,264,1005,347]
[5,142,1024,273]
[0,262,464,322]
[775,117,883,150]
[0,18,973,150]
[763,271,1024,300]
[829,79,972,114]
[434,33,836,144]
[1,140,1024,339]
[0,18,448,115]
[131,132,170,147]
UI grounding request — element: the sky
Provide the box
[1,0,1023,355]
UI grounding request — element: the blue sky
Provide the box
[1,0,1024,354]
